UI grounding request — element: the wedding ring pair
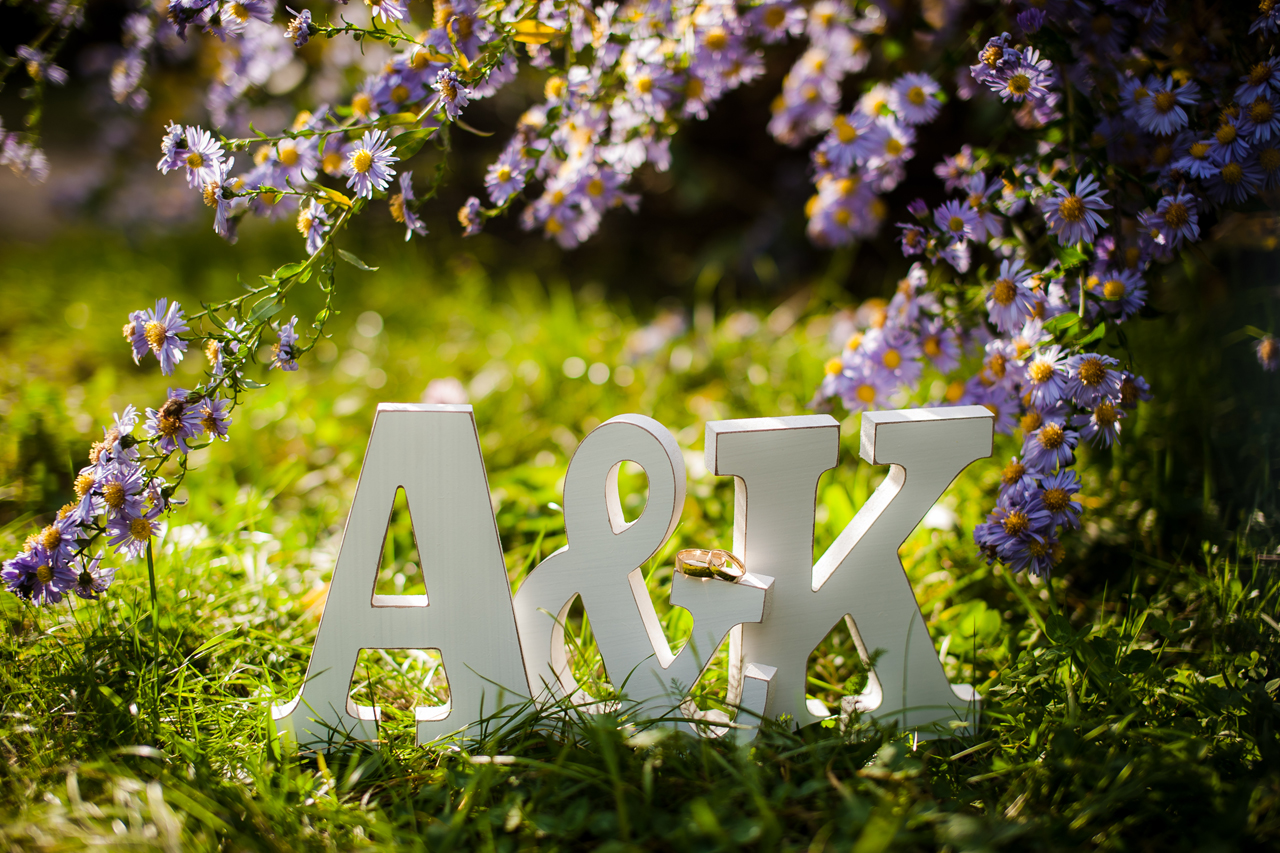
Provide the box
[675,548,745,582]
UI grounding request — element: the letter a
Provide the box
[273,404,528,750]
[705,405,993,735]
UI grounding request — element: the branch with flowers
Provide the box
[2,0,1279,609]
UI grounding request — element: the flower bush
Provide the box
[3,0,1278,604]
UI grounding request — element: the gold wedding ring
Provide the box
[675,548,745,582]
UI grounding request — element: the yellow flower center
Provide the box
[980,46,1002,67]
[1222,162,1244,185]
[1250,99,1274,124]
[1029,360,1055,385]
[764,5,786,27]
[1002,510,1030,536]
[635,75,653,94]
[945,380,964,402]
[687,77,704,99]
[588,178,605,196]
[846,332,863,351]
[907,86,926,106]
[36,565,54,585]
[545,216,562,235]
[38,525,61,552]
[1153,91,1178,114]
[74,472,95,499]
[1103,278,1126,300]
[1189,142,1211,160]
[495,166,512,183]
[352,92,374,117]
[205,339,220,365]
[987,353,1007,379]
[992,277,1017,305]
[1001,459,1026,485]
[1216,123,1237,145]
[882,349,901,369]
[1007,74,1032,96]
[390,84,409,104]
[144,320,167,350]
[824,357,843,375]
[704,28,728,51]
[297,212,314,235]
[202,182,221,207]
[351,149,374,174]
[884,138,904,156]
[947,215,965,233]
[389,193,406,223]
[1020,410,1042,433]
[1057,195,1086,222]
[923,336,941,358]
[1038,423,1065,450]
[1249,59,1274,86]
[1094,401,1119,427]
[1077,356,1107,386]
[1261,148,1280,172]
[856,384,876,404]
[129,517,154,542]
[1163,201,1189,229]
[322,152,344,174]
[1259,338,1279,363]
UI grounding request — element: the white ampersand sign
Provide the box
[513,414,775,736]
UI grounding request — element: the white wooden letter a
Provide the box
[272,404,528,749]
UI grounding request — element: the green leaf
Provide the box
[240,378,268,390]
[272,261,305,281]
[1078,322,1107,346]
[1043,312,1081,333]
[338,249,379,272]
[247,297,283,325]
[1052,242,1089,271]
[389,128,434,159]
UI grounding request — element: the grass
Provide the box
[0,225,1278,850]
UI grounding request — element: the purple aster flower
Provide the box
[934,199,981,242]
[1029,469,1083,530]
[216,0,273,37]
[1117,371,1153,408]
[485,149,529,204]
[898,223,928,256]
[196,396,232,441]
[1257,335,1279,372]
[992,48,1054,104]
[1073,400,1126,447]
[459,196,483,236]
[344,129,399,200]
[970,32,1019,87]
[1239,94,1280,143]
[889,72,941,126]
[1024,345,1068,409]
[96,461,146,520]
[1172,140,1218,180]
[1208,116,1252,165]
[285,7,314,47]
[934,147,975,191]
[296,199,329,256]
[206,318,245,377]
[1204,156,1264,206]
[998,456,1039,504]
[157,121,188,174]
[179,125,225,190]
[1041,174,1110,245]
[130,298,189,375]
[1016,9,1045,34]
[1022,419,1078,474]
[973,381,1019,435]
[145,389,204,454]
[390,171,428,241]
[1140,192,1199,249]
[107,503,163,559]
[964,172,1005,241]
[202,156,236,241]
[16,45,68,86]
[938,239,971,273]
[271,316,301,371]
[750,0,806,42]
[1094,268,1147,321]
[1236,58,1280,104]
[817,109,888,171]
[433,70,472,121]
[974,496,1053,562]
[1002,531,1059,577]
[1065,353,1124,408]
[368,0,408,23]
[986,258,1038,334]
[3,546,77,604]
[919,320,961,373]
[1135,77,1198,135]
[72,553,116,600]
[1249,6,1280,37]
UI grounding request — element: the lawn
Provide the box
[1,223,1278,851]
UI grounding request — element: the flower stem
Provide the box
[145,539,160,738]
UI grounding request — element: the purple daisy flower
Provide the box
[459,196,483,236]
[390,171,428,242]
[986,258,1038,334]
[145,389,205,454]
[180,125,225,190]
[368,0,408,23]
[1002,531,1059,577]
[202,156,236,241]
[1140,192,1199,249]
[107,503,163,559]
[934,199,981,242]
[206,318,245,377]
[1118,371,1154,408]
[157,121,188,174]
[817,109,889,171]
[889,72,941,126]
[271,316,301,371]
[285,7,314,47]
[1095,268,1147,321]
[296,199,329,256]
[4,546,77,604]
[1029,469,1083,530]
[918,320,961,373]
[1208,117,1252,165]
[1023,345,1069,410]
[934,146,975,191]
[1239,94,1280,143]
[1073,400,1126,447]
[344,129,399,200]
[992,48,1054,104]
[130,298,189,375]
[1041,174,1110,245]
[998,455,1039,504]
[1065,353,1124,408]
[96,461,147,520]
[1204,156,1264,206]
[898,223,928,256]
[974,496,1053,560]
[1257,335,1279,372]
[1134,76,1199,135]
[485,149,529,204]
[1172,140,1218,180]
[1023,419,1078,474]
[433,69,472,121]
[72,553,117,600]
[1236,58,1280,103]
[196,396,232,441]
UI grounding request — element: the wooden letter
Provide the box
[705,405,993,735]
[272,404,528,749]
[513,415,774,734]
